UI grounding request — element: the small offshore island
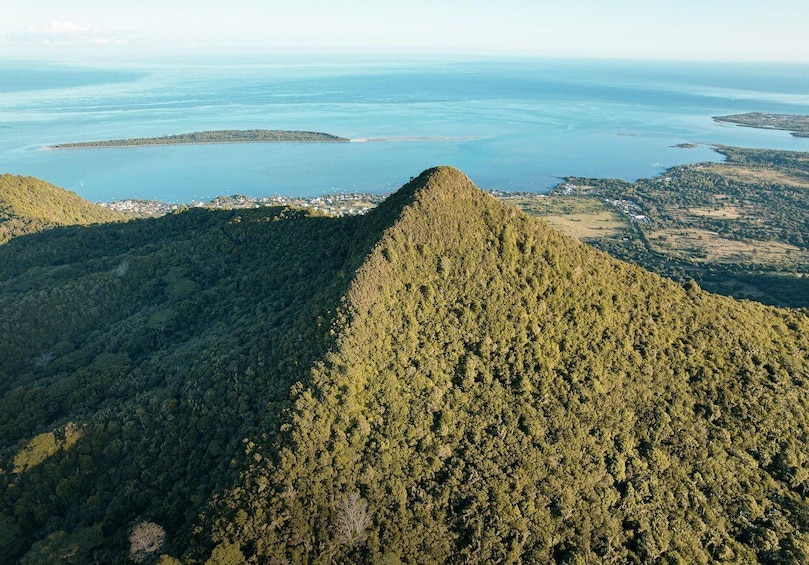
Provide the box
[50,129,349,149]
[714,112,809,138]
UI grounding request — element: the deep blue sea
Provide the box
[2,57,809,202]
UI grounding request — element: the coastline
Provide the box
[47,134,482,151]
[49,129,349,150]
[47,139,349,150]
[713,113,809,138]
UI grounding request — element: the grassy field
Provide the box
[648,228,806,265]
[540,211,627,239]
[686,204,744,220]
[502,195,628,239]
[702,164,809,189]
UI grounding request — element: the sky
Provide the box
[1,0,808,62]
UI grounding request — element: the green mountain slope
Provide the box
[0,174,125,243]
[1,168,808,563]
[210,168,809,563]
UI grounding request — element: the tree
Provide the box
[205,542,245,564]
[129,522,166,563]
[335,491,372,547]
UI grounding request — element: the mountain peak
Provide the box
[406,165,477,196]
[367,166,481,225]
[229,166,809,563]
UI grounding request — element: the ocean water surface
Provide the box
[2,57,809,202]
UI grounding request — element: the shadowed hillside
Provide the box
[0,203,386,562]
[1,168,808,563]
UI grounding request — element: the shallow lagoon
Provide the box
[2,58,809,202]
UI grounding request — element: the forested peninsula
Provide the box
[49,129,349,149]
[714,113,809,138]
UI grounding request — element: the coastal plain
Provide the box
[519,145,809,308]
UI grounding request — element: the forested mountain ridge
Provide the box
[203,168,809,563]
[0,174,126,244]
[1,167,808,563]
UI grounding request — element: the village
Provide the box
[101,191,387,218]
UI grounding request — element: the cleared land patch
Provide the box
[686,206,744,220]
[649,228,805,264]
[541,211,627,239]
[703,164,809,189]
[502,195,629,240]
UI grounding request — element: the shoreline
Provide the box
[48,129,349,150]
[47,139,349,150]
[350,136,479,143]
[48,135,481,150]
[713,113,809,138]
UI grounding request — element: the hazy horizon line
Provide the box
[4,50,809,66]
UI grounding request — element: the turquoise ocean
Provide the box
[2,57,809,202]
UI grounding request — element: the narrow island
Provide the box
[713,112,809,138]
[50,129,349,149]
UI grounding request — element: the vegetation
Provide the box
[503,195,628,239]
[714,113,809,138]
[521,146,809,308]
[204,167,809,563]
[0,198,382,562]
[129,522,167,563]
[1,167,808,563]
[50,130,349,149]
[0,174,126,244]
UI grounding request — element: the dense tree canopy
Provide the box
[210,168,809,563]
[1,167,807,563]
